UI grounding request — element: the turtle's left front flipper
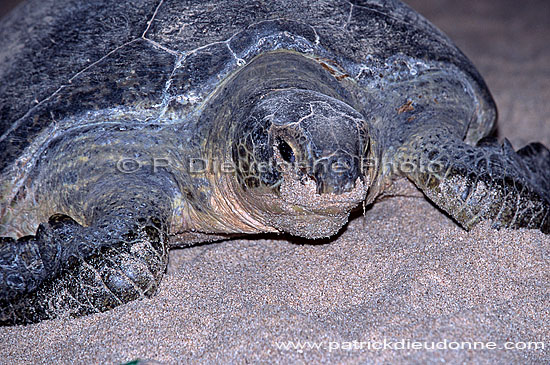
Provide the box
[397,130,550,233]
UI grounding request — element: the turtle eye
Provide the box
[277,138,295,163]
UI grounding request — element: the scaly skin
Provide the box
[0,51,372,325]
[1,186,171,325]
[397,132,550,233]
[1,0,549,326]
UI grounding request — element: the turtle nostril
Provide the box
[277,138,295,163]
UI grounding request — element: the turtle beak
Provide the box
[271,118,367,195]
[312,152,361,194]
[242,88,372,239]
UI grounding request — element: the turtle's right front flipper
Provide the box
[397,130,550,233]
[0,190,170,326]
[0,214,82,302]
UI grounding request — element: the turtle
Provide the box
[0,0,549,326]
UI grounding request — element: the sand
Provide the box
[1,0,549,363]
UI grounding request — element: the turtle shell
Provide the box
[0,0,496,178]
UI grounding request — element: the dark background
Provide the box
[0,0,20,18]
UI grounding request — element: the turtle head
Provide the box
[230,89,372,238]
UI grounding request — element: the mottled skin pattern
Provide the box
[0,0,549,325]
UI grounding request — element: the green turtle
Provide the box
[1,0,548,326]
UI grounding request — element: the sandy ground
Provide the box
[1,0,549,363]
